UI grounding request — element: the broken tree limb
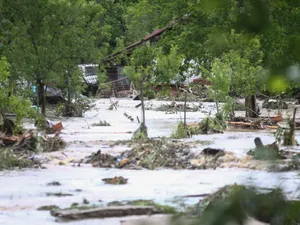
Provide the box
[51,206,160,221]
[181,193,210,198]
[227,121,278,130]
[289,108,297,146]
[135,103,142,108]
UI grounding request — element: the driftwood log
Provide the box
[51,206,160,221]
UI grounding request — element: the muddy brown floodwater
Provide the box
[1,99,300,225]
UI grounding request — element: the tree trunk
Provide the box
[140,83,145,126]
[132,81,148,141]
[184,90,187,132]
[66,77,71,115]
[38,81,46,115]
[1,111,14,136]
[290,108,297,146]
[245,95,258,118]
[284,107,297,146]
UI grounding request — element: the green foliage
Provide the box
[123,44,156,89]
[56,97,94,117]
[0,0,106,114]
[171,121,191,139]
[144,89,156,99]
[192,184,300,225]
[0,57,36,129]
[132,123,148,141]
[1,0,104,80]
[0,148,35,170]
[275,117,297,146]
[171,116,225,139]
[207,58,232,112]
[248,147,280,161]
[96,67,111,97]
[155,45,184,84]
[56,66,87,103]
[205,31,264,103]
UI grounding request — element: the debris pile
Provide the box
[228,116,280,130]
[120,139,195,169]
[108,99,119,110]
[84,139,196,170]
[84,150,117,168]
[155,101,200,113]
[0,121,66,169]
[247,137,283,160]
[123,112,134,122]
[190,148,239,169]
[102,176,128,185]
[51,205,160,221]
[84,137,300,171]
[246,137,300,171]
[107,200,177,214]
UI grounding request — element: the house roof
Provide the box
[101,27,170,63]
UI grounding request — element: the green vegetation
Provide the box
[0,148,35,170]
[91,120,111,127]
[37,205,60,211]
[190,184,300,225]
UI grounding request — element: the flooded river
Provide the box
[1,99,300,225]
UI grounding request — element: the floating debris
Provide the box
[51,206,159,221]
[47,181,61,186]
[46,192,73,197]
[102,176,128,185]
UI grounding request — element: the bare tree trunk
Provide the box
[132,81,148,141]
[245,95,258,118]
[66,76,71,114]
[140,83,145,126]
[38,81,46,115]
[184,90,187,132]
[1,111,14,136]
[290,108,297,146]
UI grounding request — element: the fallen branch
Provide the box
[51,206,159,221]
